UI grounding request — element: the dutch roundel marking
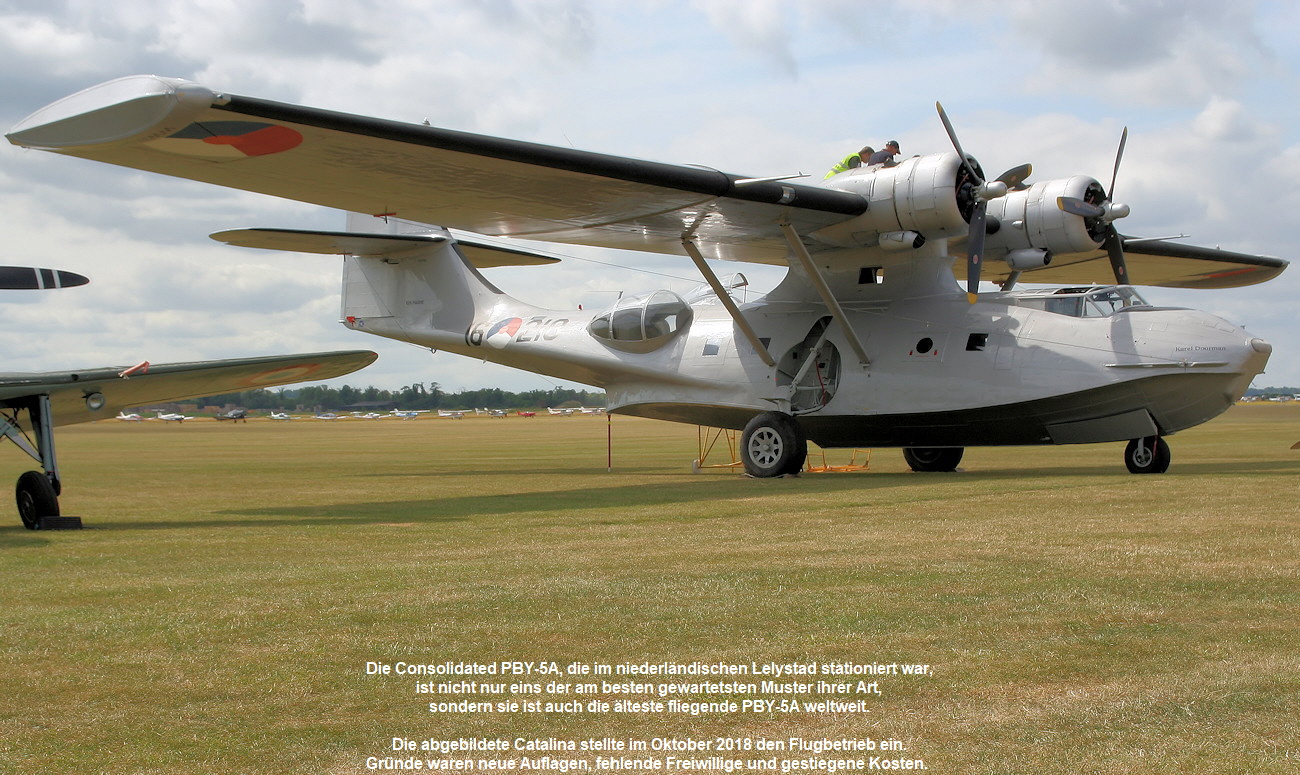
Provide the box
[148,121,304,159]
[466,316,569,348]
[484,318,523,349]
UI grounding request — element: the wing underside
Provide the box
[974,238,1287,289]
[0,350,377,428]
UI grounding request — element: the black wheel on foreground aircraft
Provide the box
[902,447,965,472]
[741,412,808,477]
[16,470,59,530]
[1124,436,1170,474]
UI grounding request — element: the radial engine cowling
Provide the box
[812,153,972,247]
[985,175,1105,257]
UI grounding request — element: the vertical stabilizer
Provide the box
[339,215,509,347]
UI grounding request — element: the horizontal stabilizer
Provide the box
[211,228,560,268]
[0,266,89,290]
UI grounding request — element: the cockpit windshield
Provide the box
[1013,286,1150,318]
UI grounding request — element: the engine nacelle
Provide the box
[986,175,1105,257]
[811,153,972,247]
[1005,248,1051,270]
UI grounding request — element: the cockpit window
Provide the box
[1015,286,1150,318]
[588,290,693,352]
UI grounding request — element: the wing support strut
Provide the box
[1,395,60,488]
[778,222,871,366]
[681,238,776,368]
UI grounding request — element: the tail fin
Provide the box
[211,215,561,348]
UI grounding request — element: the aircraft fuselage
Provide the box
[342,243,1269,450]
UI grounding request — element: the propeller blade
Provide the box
[997,163,1032,190]
[0,266,90,290]
[1109,127,1128,197]
[1103,226,1129,285]
[935,101,983,183]
[1057,196,1105,218]
[966,203,987,303]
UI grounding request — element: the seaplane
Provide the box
[6,76,1288,478]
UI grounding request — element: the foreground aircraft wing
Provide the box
[5,75,866,264]
[0,350,377,427]
[974,238,1287,289]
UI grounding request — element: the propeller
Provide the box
[1056,127,1132,285]
[997,163,1032,190]
[0,266,90,290]
[936,102,1009,303]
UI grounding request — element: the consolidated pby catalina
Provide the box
[6,76,1289,479]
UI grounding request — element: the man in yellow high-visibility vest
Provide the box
[823,145,875,179]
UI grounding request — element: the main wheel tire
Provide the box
[16,471,59,530]
[741,412,807,477]
[902,447,964,472]
[1124,436,1170,474]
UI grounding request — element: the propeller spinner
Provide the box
[1056,127,1132,284]
[936,102,1013,303]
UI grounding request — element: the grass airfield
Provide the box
[2,405,1297,774]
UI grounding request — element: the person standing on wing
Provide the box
[867,139,901,167]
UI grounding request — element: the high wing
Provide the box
[6,75,1286,286]
[971,238,1287,289]
[5,75,863,264]
[0,350,376,428]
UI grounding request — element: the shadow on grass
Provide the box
[15,457,1295,532]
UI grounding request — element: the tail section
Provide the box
[338,214,502,344]
[212,215,717,390]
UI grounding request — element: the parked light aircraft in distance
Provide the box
[0,262,377,527]
[392,409,429,419]
[269,411,295,420]
[7,76,1288,478]
[155,411,192,423]
[437,409,465,419]
[214,408,248,422]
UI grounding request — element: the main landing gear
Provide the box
[3,395,81,529]
[740,411,808,477]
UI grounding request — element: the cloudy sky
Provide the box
[2,0,1297,392]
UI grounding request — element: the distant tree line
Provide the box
[192,383,605,412]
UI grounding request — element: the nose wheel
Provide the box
[1125,436,1170,474]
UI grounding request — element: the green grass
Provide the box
[1,407,1297,774]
